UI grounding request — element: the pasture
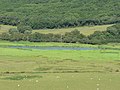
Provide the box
[33,24,113,35]
[0,25,16,34]
[0,24,113,35]
[0,41,120,90]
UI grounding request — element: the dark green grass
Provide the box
[3,75,42,80]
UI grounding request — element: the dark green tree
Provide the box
[17,25,32,34]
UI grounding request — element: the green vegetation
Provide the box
[0,0,120,29]
[34,24,112,35]
[0,73,120,90]
[0,24,120,44]
[88,24,120,44]
[0,24,112,35]
[0,0,120,89]
[0,41,120,90]
[3,75,42,80]
[0,40,120,62]
[0,25,16,34]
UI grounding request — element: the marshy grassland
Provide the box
[0,41,120,90]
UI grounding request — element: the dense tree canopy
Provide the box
[0,0,120,29]
[87,24,120,44]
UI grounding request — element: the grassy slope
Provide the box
[0,25,16,34]
[34,24,113,35]
[0,24,113,35]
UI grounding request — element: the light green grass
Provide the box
[0,25,16,34]
[0,24,119,90]
[33,24,113,35]
[0,41,120,61]
[0,73,120,90]
[0,24,113,35]
[0,40,120,49]
[0,47,120,61]
[0,41,120,90]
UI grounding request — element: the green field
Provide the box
[0,41,120,90]
[0,0,120,89]
[0,25,16,34]
[33,24,113,35]
[0,24,113,35]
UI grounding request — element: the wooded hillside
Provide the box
[0,0,120,29]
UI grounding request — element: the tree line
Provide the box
[0,0,120,29]
[0,24,120,44]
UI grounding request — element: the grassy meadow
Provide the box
[0,24,113,35]
[0,23,119,90]
[0,25,16,34]
[33,24,113,35]
[0,40,120,90]
[0,0,120,89]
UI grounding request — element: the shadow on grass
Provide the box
[2,75,42,80]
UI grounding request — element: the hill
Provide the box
[0,0,120,29]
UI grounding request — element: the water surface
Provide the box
[8,46,97,50]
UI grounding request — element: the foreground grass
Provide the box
[0,41,120,90]
[0,73,120,90]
